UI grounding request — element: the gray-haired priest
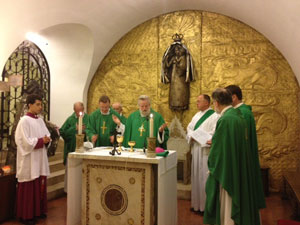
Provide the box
[123,95,169,149]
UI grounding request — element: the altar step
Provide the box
[47,139,66,200]
[177,181,191,200]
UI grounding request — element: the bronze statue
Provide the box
[161,34,195,111]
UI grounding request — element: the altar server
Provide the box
[15,94,51,225]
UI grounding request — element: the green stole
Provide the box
[194,109,215,130]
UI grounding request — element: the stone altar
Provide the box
[67,147,177,225]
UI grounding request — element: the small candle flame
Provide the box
[150,113,153,118]
[79,112,83,116]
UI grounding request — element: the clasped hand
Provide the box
[43,135,51,144]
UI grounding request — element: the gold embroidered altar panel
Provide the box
[82,159,154,225]
[88,10,300,191]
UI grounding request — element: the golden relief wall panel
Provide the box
[88,18,160,115]
[88,10,300,190]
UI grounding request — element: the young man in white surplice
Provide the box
[15,94,51,225]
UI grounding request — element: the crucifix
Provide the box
[101,121,107,134]
[139,124,146,136]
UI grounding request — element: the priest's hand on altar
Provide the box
[159,123,168,133]
[92,135,98,143]
[43,135,51,144]
[112,115,121,126]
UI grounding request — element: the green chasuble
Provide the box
[86,108,121,147]
[194,109,215,130]
[60,112,89,165]
[120,114,127,125]
[237,104,266,209]
[204,107,261,225]
[123,109,169,149]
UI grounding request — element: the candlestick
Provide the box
[76,134,84,153]
[78,112,83,135]
[149,113,154,138]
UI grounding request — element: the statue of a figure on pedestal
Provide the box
[161,33,195,111]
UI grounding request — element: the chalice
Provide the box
[117,135,124,152]
[128,141,136,152]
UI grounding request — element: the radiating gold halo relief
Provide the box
[88,10,300,190]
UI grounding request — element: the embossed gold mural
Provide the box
[88,10,300,190]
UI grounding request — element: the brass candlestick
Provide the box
[76,134,85,153]
[146,137,156,158]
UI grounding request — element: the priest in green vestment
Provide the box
[86,95,124,147]
[204,88,261,225]
[226,85,266,210]
[60,102,89,192]
[112,102,127,124]
[124,95,169,149]
[60,102,89,165]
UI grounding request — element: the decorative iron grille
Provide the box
[0,40,50,150]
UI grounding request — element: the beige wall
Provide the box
[0,0,300,128]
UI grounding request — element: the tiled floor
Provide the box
[177,193,294,225]
[1,193,294,225]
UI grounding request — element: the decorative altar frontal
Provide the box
[67,148,177,225]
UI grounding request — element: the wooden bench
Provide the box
[283,172,300,220]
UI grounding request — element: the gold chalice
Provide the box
[117,135,124,152]
[128,141,136,152]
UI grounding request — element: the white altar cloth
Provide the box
[67,147,177,225]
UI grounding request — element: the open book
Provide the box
[190,127,212,146]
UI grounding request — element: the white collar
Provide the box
[101,109,110,115]
[200,107,212,114]
[234,102,244,109]
[220,105,232,117]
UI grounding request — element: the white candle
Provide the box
[78,112,83,135]
[149,113,154,137]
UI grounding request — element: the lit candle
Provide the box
[78,112,83,135]
[149,113,154,137]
